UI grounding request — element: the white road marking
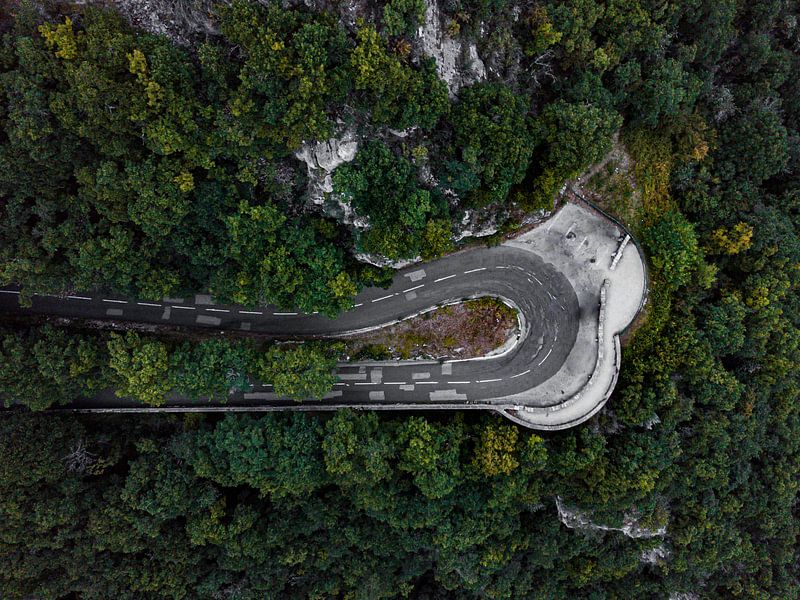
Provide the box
[372,294,395,303]
[384,382,406,385]
[533,276,543,285]
[172,305,195,310]
[464,267,486,274]
[69,296,92,301]
[206,308,229,313]
[0,290,20,294]
[354,303,363,307]
[434,274,457,282]
[510,369,531,379]
[538,347,554,365]
[496,266,509,269]
[477,378,502,383]
[447,380,471,384]
[417,381,439,385]
[137,302,161,307]
[103,299,127,304]
[354,382,374,386]
[333,382,347,386]
[273,312,298,316]
[239,310,263,315]
[403,284,424,293]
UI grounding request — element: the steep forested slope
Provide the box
[1,0,799,598]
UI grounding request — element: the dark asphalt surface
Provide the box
[0,245,580,408]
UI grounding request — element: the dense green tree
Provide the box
[107,331,171,406]
[0,326,110,410]
[382,0,427,37]
[643,211,704,291]
[170,338,255,401]
[256,343,339,401]
[335,140,446,258]
[350,23,448,130]
[217,0,352,151]
[444,83,534,206]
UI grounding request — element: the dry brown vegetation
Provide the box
[345,297,518,361]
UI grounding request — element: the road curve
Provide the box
[0,201,646,429]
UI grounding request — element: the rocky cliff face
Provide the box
[417,0,486,96]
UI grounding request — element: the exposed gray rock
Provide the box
[464,43,487,84]
[79,0,217,45]
[295,130,358,203]
[454,209,498,241]
[555,497,668,539]
[354,253,421,269]
[419,0,461,95]
[641,544,669,565]
[417,0,486,96]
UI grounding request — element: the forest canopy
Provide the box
[1,0,799,598]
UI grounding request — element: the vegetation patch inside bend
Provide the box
[346,297,518,361]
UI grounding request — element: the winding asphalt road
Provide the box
[0,245,581,408]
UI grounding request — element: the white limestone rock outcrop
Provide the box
[295,131,359,200]
[555,497,667,539]
[418,0,486,96]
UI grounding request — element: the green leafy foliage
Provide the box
[335,141,447,258]
[257,343,339,401]
[350,23,448,130]
[382,0,427,37]
[107,332,172,406]
[444,83,534,206]
[1,1,800,598]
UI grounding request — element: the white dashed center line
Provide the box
[477,378,502,383]
[510,369,531,379]
[354,303,363,307]
[538,348,554,365]
[69,296,92,301]
[137,302,161,307]
[447,380,471,384]
[239,310,263,315]
[273,312,298,316]
[172,305,195,310]
[433,274,456,283]
[206,308,230,313]
[103,299,127,304]
[464,267,486,274]
[0,290,20,294]
[372,294,395,303]
[417,381,439,385]
[403,284,424,293]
